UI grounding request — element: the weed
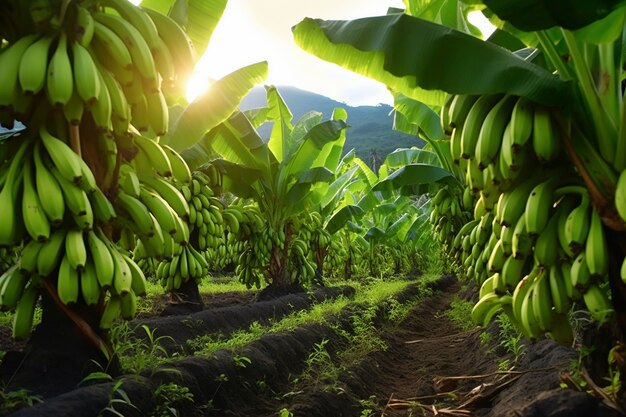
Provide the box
[496,314,526,364]
[152,382,194,417]
[278,408,293,417]
[232,354,252,369]
[98,380,136,417]
[0,387,43,414]
[111,323,175,374]
[302,338,341,391]
[445,297,475,332]
[479,331,492,347]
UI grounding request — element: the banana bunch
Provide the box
[154,245,209,291]
[114,161,190,261]
[1,225,148,338]
[290,237,317,283]
[0,129,113,247]
[324,236,349,279]
[0,0,195,133]
[177,170,228,251]
[469,181,614,343]
[429,185,471,252]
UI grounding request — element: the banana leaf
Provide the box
[182,111,273,175]
[403,0,481,36]
[479,0,626,31]
[326,204,365,234]
[293,14,571,107]
[384,148,440,168]
[164,61,268,151]
[393,93,444,140]
[373,163,452,192]
[266,86,295,163]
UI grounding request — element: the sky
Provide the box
[188,0,407,106]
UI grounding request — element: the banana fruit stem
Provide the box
[69,124,82,158]
[57,0,71,26]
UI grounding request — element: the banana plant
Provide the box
[293,0,626,352]
[0,0,236,383]
[185,86,348,291]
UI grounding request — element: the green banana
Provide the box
[36,229,66,276]
[585,207,609,277]
[583,284,614,324]
[510,96,534,150]
[531,270,554,331]
[22,154,50,242]
[75,5,95,47]
[80,258,101,306]
[460,94,502,160]
[46,32,73,107]
[12,281,40,340]
[93,12,158,87]
[57,254,80,305]
[0,266,27,310]
[87,230,115,288]
[33,142,65,225]
[115,189,154,236]
[525,178,558,236]
[570,251,591,291]
[72,41,101,104]
[476,95,516,170]
[39,125,83,184]
[549,264,571,314]
[533,210,560,267]
[132,132,172,177]
[0,35,38,106]
[141,175,190,218]
[564,193,590,254]
[532,106,560,162]
[65,229,87,271]
[92,20,133,70]
[18,34,54,95]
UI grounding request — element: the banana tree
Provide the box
[293,0,626,368]
[184,86,348,292]
[0,0,235,391]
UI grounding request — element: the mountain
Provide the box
[239,86,424,168]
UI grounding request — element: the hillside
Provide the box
[239,86,424,168]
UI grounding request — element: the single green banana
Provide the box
[46,32,73,107]
[18,34,54,95]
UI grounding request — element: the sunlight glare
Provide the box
[185,71,213,103]
[468,10,497,39]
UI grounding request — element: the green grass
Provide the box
[187,275,434,358]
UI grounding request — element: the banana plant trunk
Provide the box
[265,223,301,294]
[0,287,115,396]
[166,279,204,314]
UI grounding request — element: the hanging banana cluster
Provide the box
[439,93,616,343]
[0,0,199,339]
[323,235,349,279]
[154,245,209,291]
[428,185,472,250]
[182,171,227,251]
[0,0,195,133]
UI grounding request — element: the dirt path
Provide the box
[279,276,613,417]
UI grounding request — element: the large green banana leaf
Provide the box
[164,61,268,151]
[373,163,453,192]
[326,205,365,234]
[182,111,274,174]
[140,0,228,56]
[292,14,571,107]
[476,0,626,31]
